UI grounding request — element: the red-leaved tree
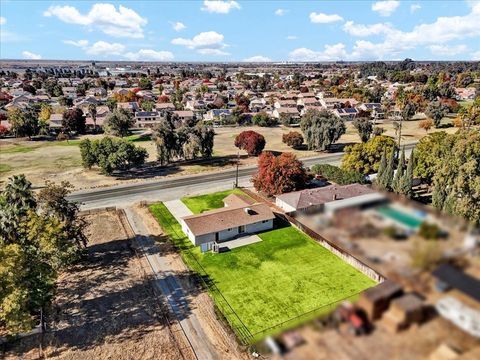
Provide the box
[234,130,266,156]
[158,95,170,103]
[252,152,309,196]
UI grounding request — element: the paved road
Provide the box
[124,207,219,360]
[70,143,416,209]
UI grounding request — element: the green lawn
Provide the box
[149,190,377,340]
[181,188,252,214]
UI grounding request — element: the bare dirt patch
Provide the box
[3,210,186,360]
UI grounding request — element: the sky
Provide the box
[0,0,479,62]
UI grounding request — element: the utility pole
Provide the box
[234,151,239,188]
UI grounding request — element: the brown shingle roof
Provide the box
[182,203,275,236]
[276,184,375,210]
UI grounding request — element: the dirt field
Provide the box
[0,119,463,190]
[3,210,188,360]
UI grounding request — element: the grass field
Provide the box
[181,188,252,214]
[149,190,376,339]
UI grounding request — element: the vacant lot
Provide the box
[149,190,376,340]
[1,119,462,189]
[4,210,186,360]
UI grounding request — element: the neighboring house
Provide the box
[333,107,358,120]
[85,105,110,128]
[155,102,176,115]
[62,87,77,99]
[272,107,300,119]
[181,194,275,248]
[359,103,384,120]
[117,102,139,113]
[454,87,476,101]
[172,110,195,123]
[203,108,233,124]
[275,184,386,214]
[49,113,63,129]
[274,99,297,109]
[297,97,321,108]
[320,97,358,109]
[87,87,107,97]
[134,111,163,128]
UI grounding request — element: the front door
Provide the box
[215,232,219,241]
[238,225,245,234]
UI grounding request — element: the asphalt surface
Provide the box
[70,143,416,209]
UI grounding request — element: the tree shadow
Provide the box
[327,142,356,153]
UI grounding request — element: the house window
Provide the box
[228,228,232,231]
[262,220,269,224]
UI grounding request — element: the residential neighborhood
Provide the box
[1,1,480,359]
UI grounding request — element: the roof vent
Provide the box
[244,207,257,215]
[333,193,337,201]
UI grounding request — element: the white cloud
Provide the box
[22,51,42,60]
[43,4,147,38]
[0,17,6,25]
[472,50,480,60]
[63,39,89,47]
[343,21,393,37]
[371,1,400,17]
[243,55,271,62]
[85,41,125,56]
[286,35,298,40]
[410,4,421,13]
[197,48,230,56]
[172,22,186,32]
[309,12,343,23]
[429,44,468,56]
[275,9,287,16]
[289,43,347,61]
[124,49,174,61]
[172,31,228,55]
[338,3,480,59]
[201,1,240,14]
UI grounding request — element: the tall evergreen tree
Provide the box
[377,146,395,190]
[384,146,396,190]
[375,148,388,189]
[392,147,405,193]
[399,150,415,197]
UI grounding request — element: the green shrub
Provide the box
[79,137,147,175]
[310,164,366,185]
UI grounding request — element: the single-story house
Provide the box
[181,194,275,248]
[275,183,386,214]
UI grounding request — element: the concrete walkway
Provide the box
[164,199,193,222]
[220,234,262,250]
